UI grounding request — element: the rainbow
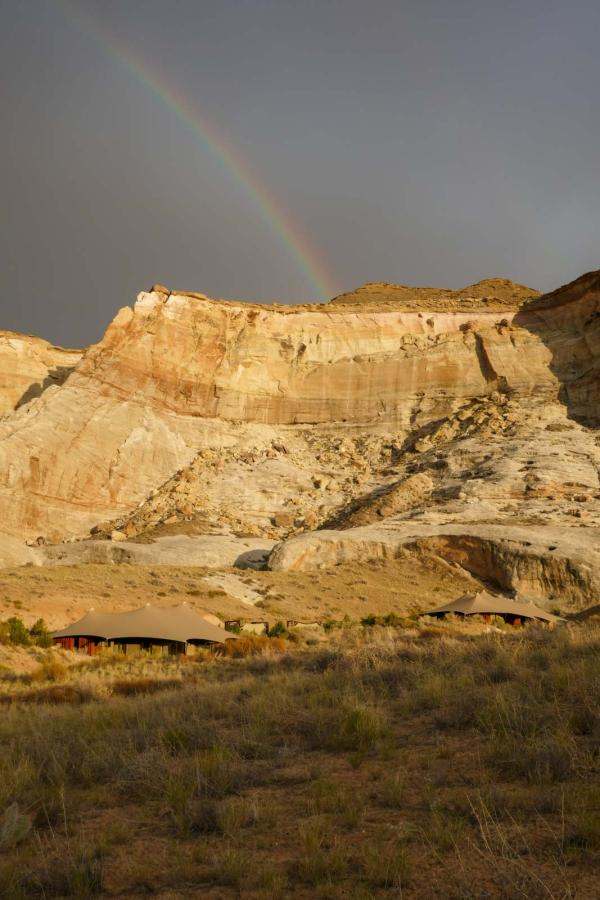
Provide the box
[53,0,338,300]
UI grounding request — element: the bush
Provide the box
[293,818,349,886]
[30,658,68,684]
[2,684,93,705]
[360,839,411,889]
[29,618,53,648]
[3,618,30,647]
[268,621,288,638]
[110,678,182,696]
[487,731,579,784]
[218,635,286,658]
[311,704,390,756]
[361,612,401,627]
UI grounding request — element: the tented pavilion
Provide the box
[53,603,236,655]
[422,591,562,626]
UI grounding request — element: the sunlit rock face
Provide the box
[66,286,554,425]
[0,272,597,542]
[0,332,82,415]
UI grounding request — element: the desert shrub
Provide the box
[219,635,286,658]
[563,784,600,851]
[110,677,182,696]
[254,866,287,898]
[2,617,30,646]
[308,779,364,829]
[409,671,451,711]
[29,657,68,684]
[217,795,260,836]
[569,701,600,737]
[31,844,105,898]
[207,845,251,889]
[194,746,244,797]
[434,683,486,730]
[134,743,247,835]
[0,757,38,809]
[307,703,390,756]
[268,620,288,638]
[29,618,53,648]
[1,684,94,705]
[360,838,411,889]
[172,793,220,835]
[486,730,579,784]
[377,772,405,808]
[361,612,401,628]
[292,817,349,886]
[307,649,341,672]
[477,689,551,741]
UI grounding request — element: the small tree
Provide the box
[6,617,31,646]
[30,618,53,648]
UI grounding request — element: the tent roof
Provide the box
[422,591,561,623]
[53,603,234,643]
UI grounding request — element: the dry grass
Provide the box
[218,634,287,658]
[0,550,477,632]
[1,622,599,897]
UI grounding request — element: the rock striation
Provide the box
[0,268,599,614]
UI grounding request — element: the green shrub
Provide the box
[29,618,53,648]
[267,620,288,638]
[361,612,401,627]
[3,618,30,646]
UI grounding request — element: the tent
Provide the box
[421,591,561,624]
[53,602,235,652]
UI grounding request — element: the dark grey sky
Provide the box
[1,0,599,346]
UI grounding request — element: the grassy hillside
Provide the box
[1,622,599,898]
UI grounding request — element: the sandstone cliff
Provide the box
[0,331,82,415]
[0,271,598,583]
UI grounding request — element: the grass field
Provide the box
[1,621,599,898]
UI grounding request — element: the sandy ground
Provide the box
[0,547,478,632]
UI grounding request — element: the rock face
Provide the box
[0,331,82,415]
[516,269,600,421]
[266,389,600,607]
[268,523,600,609]
[65,287,550,426]
[0,268,599,613]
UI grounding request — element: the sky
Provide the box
[1,0,599,347]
